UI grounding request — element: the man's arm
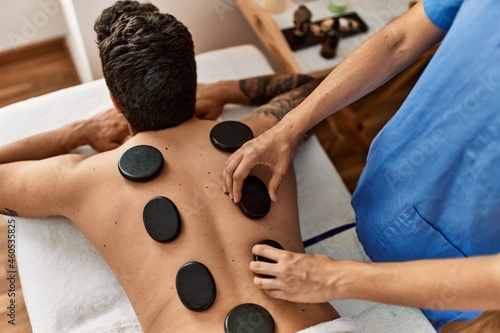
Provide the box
[0,110,124,217]
[239,75,318,136]
[0,154,87,218]
[195,74,316,120]
[250,246,500,310]
[239,74,315,106]
[0,109,129,164]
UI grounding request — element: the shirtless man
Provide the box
[0,6,354,333]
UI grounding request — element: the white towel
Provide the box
[296,317,358,333]
[353,304,436,333]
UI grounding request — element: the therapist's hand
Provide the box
[223,119,299,203]
[82,109,130,152]
[250,244,338,303]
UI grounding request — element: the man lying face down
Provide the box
[0,2,357,332]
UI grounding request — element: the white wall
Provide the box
[72,0,269,79]
[1,0,272,80]
[0,0,67,53]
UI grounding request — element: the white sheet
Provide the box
[0,45,435,332]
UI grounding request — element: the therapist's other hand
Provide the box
[250,244,337,303]
[223,120,298,203]
[82,109,130,152]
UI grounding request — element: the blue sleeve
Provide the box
[423,0,464,30]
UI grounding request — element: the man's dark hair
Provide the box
[94,0,159,45]
[97,11,197,132]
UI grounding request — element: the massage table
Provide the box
[0,45,436,333]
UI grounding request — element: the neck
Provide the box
[132,117,201,135]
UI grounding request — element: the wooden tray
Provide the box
[282,12,369,51]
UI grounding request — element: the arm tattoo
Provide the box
[239,74,315,105]
[0,208,18,217]
[249,80,318,121]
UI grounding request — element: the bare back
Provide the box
[66,118,337,332]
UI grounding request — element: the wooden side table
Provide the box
[237,0,410,76]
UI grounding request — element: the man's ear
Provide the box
[109,93,123,115]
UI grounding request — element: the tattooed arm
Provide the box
[239,74,316,106]
[195,74,317,120]
[241,77,319,136]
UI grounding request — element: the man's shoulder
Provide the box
[53,150,122,188]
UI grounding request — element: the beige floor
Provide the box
[0,37,79,108]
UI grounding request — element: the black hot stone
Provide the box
[118,145,164,182]
[176,261,216,312]
[210,121,253,153]
[254,240,284,263]
[143,196,181,243]
[225,303,275,333]
[238,176,271,219]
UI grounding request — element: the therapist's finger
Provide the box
[253,275,284,291]
[230,162,251,203]
[252,244,283,263]
[222,152,239,198]
[224,149,256,203]
[223,151,244,201]
[249,260,280,277]
[267,167,287,202]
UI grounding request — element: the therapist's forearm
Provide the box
[336,255,500,310]
[0,121,87,164]
[281,2,446,141]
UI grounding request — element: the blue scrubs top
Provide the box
[352,0,500,328]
